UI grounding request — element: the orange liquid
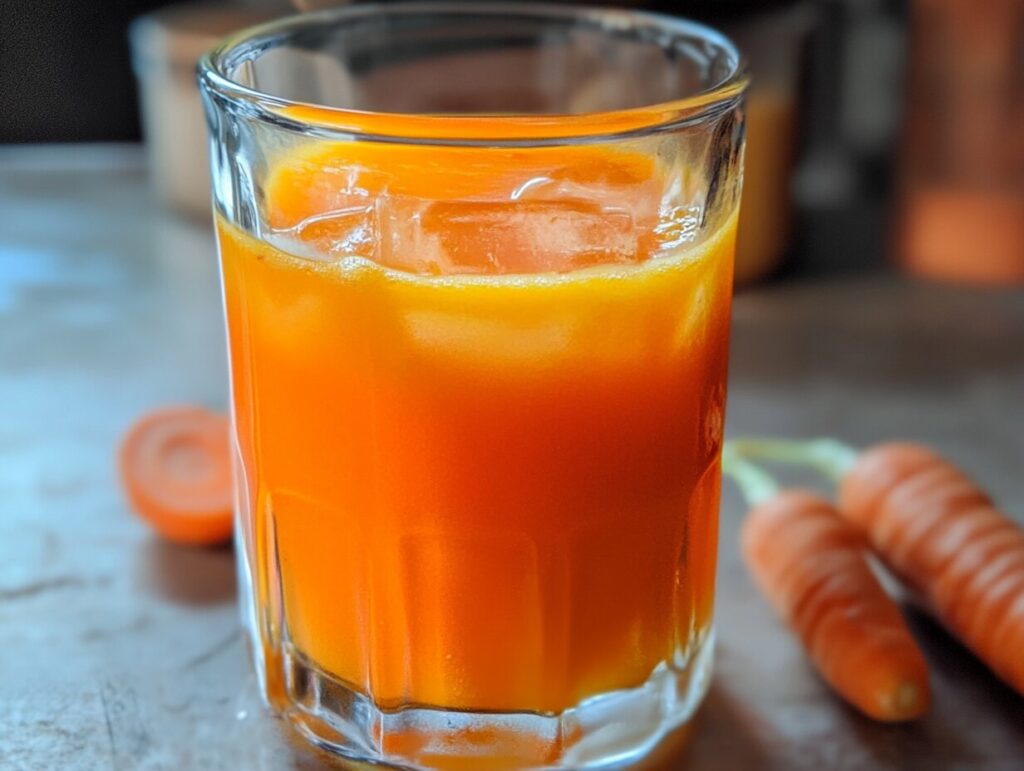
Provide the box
[219,142,735,715]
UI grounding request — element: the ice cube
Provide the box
[270,184,652,275]
[514,171,661,230]
[654,204,704,251]
[378,199,641,275]
[283,204,376,261]
[373,196,449,275]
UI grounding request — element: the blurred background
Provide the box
[5,0,1021,284]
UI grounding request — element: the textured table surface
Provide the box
[1,145,1023,771]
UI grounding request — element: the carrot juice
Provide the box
[219,141,735,715]
[200,5,746,765]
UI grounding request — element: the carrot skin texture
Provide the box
[839,442,1024,695]
[741,490,931,721]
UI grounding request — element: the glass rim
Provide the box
[197,1,749,148]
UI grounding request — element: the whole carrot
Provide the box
[725,451,931,721]
[839,442,1024,695]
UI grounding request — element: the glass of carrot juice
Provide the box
[199,4,746,768]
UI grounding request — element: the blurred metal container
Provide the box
[130,3,277,220]
[895,0,1024,285]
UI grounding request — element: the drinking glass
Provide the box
[199,4,746,768]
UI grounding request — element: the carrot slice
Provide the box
[119,406,233,546]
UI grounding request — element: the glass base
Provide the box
[270,632,714,770]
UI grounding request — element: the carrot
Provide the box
[119,406,233,546]
[732,436,1024,698]
[839,442,1024,696]
[723,449,931,721]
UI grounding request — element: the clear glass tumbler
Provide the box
[199,4,745,768]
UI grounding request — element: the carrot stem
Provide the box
[730,437,860,482]
[722,443,780,506]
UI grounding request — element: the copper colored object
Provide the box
[896,0,1024,284]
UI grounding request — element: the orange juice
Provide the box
[219,141,736,716]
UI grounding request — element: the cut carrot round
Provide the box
[119,406,233,546]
